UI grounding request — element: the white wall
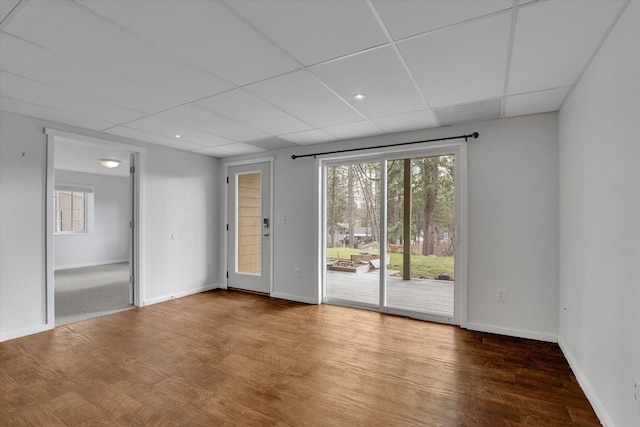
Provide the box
[224,112,560,341]
[558,3,640,427]
[54,170,130,269]
[0,111,222,341]
[0,111,48,338]
[143,144,220,305]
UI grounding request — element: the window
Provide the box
[53,185,93,233]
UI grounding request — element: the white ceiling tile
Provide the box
[0,34,182,114]
[373,0,512,40]
[244,137,299,151]
[0,95,116,131]
[323,121,383,140]
[209,143,267,156]
[245,70,364,128]
[311,46,428,119]
[0,0,20,22]
[77,0,300,86]
[398,13,511,108]
[226,0,388,66]
[3,0,233,101]
[190,146,233,158]
[156,104,269,142]
[119,116,232,147]
[0,71,145,123]
[195,90,312,136]
[508,0,624,95]
[505,87,570,118]
[433,98,502,126]
[372,110,439,133]
[104,126,205,151]
[279,129,338,145]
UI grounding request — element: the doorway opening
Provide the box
[46,129,144,327]
[322,146,465,324]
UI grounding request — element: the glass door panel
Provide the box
[385,155,456,317]
[325,161,381,307]
[237,172,262,275]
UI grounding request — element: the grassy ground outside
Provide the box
[326,247,454,279]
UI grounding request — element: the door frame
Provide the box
[223,157,274,295]
[45,128,146,327]
[319,142,468,327]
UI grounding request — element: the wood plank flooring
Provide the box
[0,290,599,426]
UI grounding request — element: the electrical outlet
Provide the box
[294,267,300,278]
[496,288,507,302]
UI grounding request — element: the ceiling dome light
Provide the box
[100,159,121,169]
[353,93,366,100]
[175,134,181,138]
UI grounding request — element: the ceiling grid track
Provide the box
[500,0,521,119]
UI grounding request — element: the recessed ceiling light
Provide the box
[175,134,181,138]
[99,159,121,169]
[353,93,366,100]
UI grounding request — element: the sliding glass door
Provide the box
[384,155,455,318]
[323,148,462,324]
[325,161,381,307]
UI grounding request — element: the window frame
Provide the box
[53,184,94,234]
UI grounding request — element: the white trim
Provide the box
[558,338,612,427]
[271,292,319,305]
[317,159,326,304]
[0,324,53,343]
[45,128,147,153]
[466,322,558,343]
[144,283,221,306]
[54,259,129,271]
[54,183,95,193]
[457,144,469,328]
[223,156,275,167]
[45,135,55,327]
[318,140,466,163]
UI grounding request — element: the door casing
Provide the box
[45,128,145,328]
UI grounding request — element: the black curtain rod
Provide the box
[291,132,479,160]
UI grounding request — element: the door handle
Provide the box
[263,232,270,238]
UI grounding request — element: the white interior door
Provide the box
[227,162,271,294]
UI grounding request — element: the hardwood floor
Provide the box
[0,290,599,426]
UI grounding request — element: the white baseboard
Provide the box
[0,323,53,343]
[143,283,221,306]
[270,292,319,305]
[54,259,129,271]
[558,338,612,427]
[465,322,558,343]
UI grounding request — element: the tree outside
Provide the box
[326,155,455,280]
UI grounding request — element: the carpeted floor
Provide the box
[55,262,133,326]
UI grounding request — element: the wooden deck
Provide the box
[326,270,454,317]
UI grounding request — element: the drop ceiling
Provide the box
[0,0,628,158]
